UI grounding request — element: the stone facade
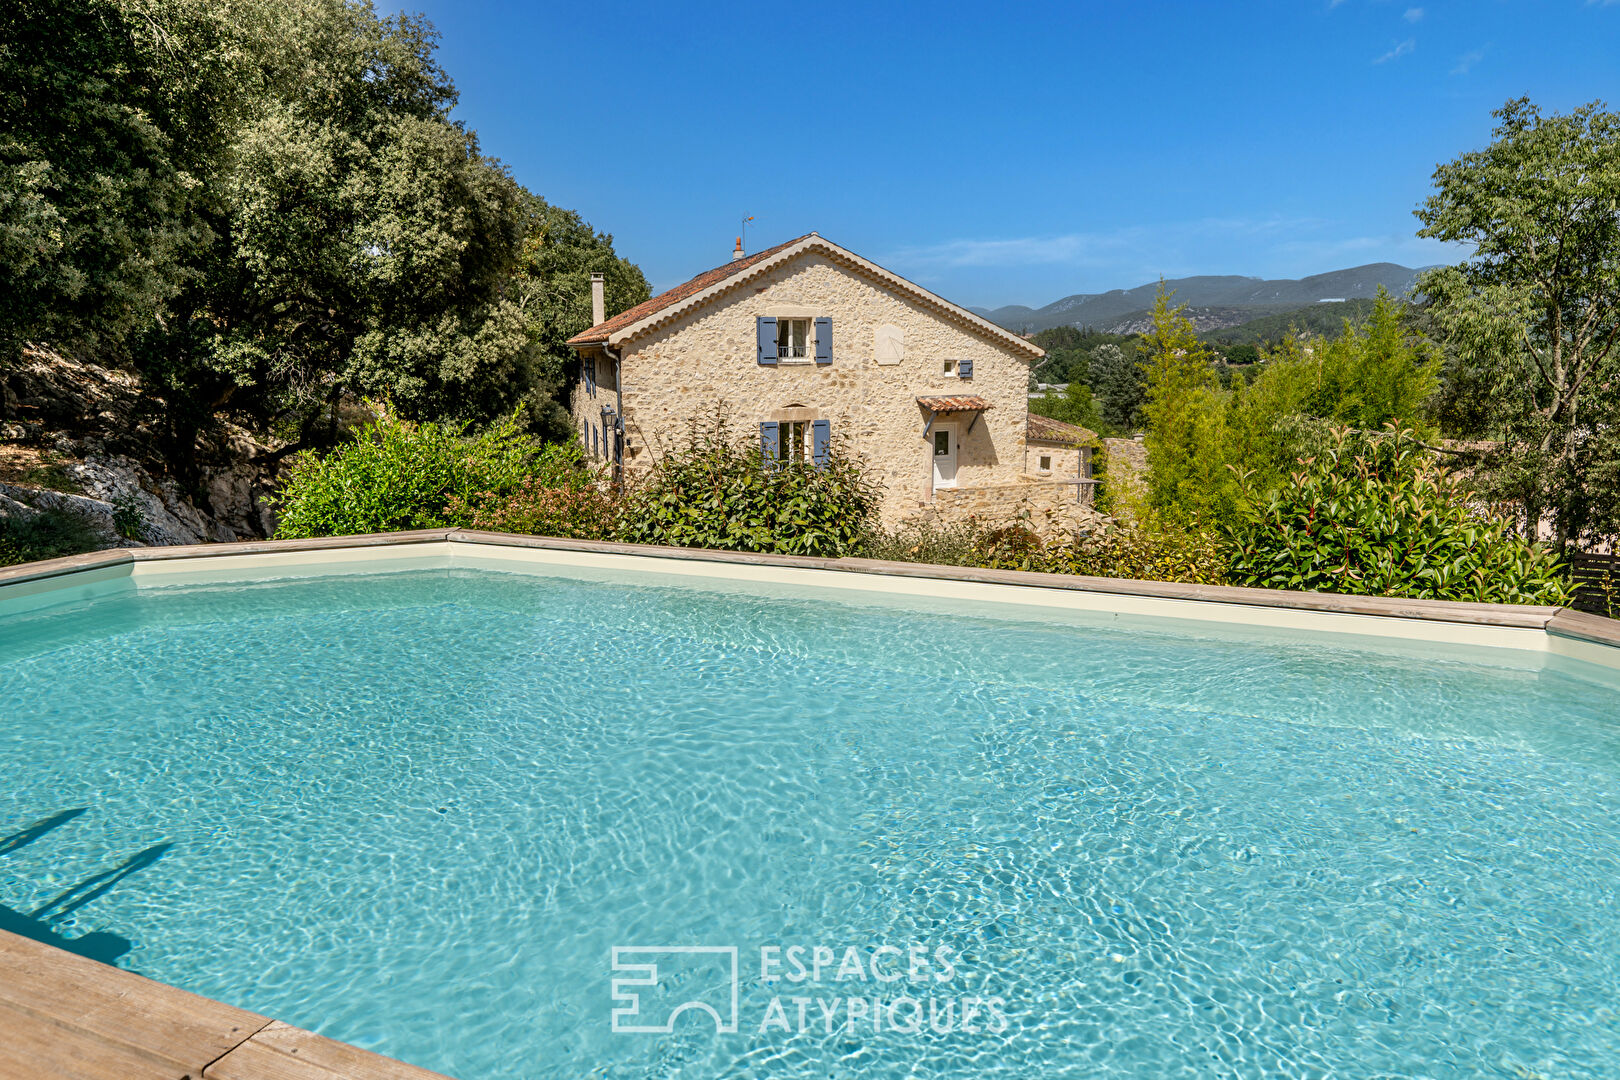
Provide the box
[1024,440,1093,482]
[572,244,1043,525]
[928,479,1104,541]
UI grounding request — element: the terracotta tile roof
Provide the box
[916,395,993,412]
[567,235,812,345]
[1027,413,1095,444]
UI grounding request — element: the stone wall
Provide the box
[1024,441,1086,480]
[576,251,1040,524]
[925,479,1105,541]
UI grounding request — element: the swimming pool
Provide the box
[1,554,1617,1078]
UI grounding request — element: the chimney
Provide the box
[590,272,605,326]
[733,236,744,261]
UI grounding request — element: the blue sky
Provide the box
[396,0,1620,308]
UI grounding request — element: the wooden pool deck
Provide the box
[0,930,451,1080]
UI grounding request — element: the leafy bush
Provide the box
[981,514,1230,585]
[0,508,103,567]
[1225,426,1572,605]
[447,442,616,540]
[111,494,147,541]
[618,419,879,558]
[859,514,986,566]
[274,406,547,538]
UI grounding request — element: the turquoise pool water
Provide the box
[0,567,1617,1078]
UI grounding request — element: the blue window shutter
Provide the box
[814,317,833,364]
[959,357,973,379]
[757,317,778,365]
[812,419,831,466]
[760,421,779,462]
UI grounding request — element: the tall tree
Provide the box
[1416,98,1620,548]
[1140,286,1230,521]
[1225,290,1440,495]
[1090,343,1145,431]
[508,194,650,439]
[0,0,204,358]
[131,0,536,456]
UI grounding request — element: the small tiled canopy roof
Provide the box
[916,395,993,413]
[1027,414,1095,444]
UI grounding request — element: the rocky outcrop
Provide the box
[1,347,286,546]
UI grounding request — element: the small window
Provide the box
[934,429,951,457]
[777,319,810,359]
[1039,455,1052,472]
[776,420,810,464]
[942,358,958,377]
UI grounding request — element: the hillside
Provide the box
[1202,299,1378,345]
[972,263,1427,333]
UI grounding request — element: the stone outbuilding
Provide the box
[566,234,1098,534]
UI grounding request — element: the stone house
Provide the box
[566,234,1097,532]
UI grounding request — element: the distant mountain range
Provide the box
[969,263,1429,334]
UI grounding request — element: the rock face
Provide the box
[0,347,286,546]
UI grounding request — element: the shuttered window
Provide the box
[814,317,833,364]
[756,317,778,365]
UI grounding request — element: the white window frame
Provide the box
[942,357,959,377]
[776,318,811,362]
[775,419,811,464]
[1038,454,1052,473]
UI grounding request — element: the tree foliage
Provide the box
[0,0,205,358]
[1226,289,1440,494]
[2,0,646,463]
[1029,379,1104,433]
[1140,286,1231,521]
[1417,97,1620,549]
[1090,343,1146,431]
[507,194,649,439]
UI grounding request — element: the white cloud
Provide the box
[885,218,1327,273]
[1451,46,1487,74]
[1272,234,1466,268]
[1374,38,1416,64]
[1403,7,1424,21]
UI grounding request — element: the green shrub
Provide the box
[982,514,1230,585]
[1224,425,1572,605]
[859,514,986,566]
[111,494,147,541]
[618,419,879,558]
[274,406,548,538]
[447,442,616,540]
[0,508,103,567]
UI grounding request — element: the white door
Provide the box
[932,426,957,489]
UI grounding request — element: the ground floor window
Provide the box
[761,418,830,467]
[777,420,809,463]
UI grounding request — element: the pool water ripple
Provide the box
[0,568,1617,1078]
